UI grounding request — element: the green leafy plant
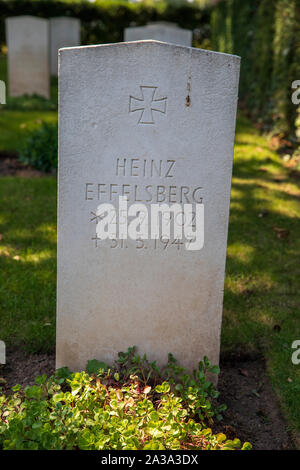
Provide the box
[0,348,251,450]
[18,121,58,172]
[116,347,224,424]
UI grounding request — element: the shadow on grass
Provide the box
[0,114,300,432]
[0,177,57,352]
[221,116,300,431]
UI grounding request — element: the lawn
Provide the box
[0,55,57,152]
[0,177,57,351]
[0,114,300,438]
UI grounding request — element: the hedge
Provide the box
[1,0,299,150]
[211,0,300,151]
[0,0,211,48]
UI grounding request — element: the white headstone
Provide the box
[0,340,6,365]
[0,80,6,104]
[50,17,80,76]
[56,41,240,373]
[124,22,192,47]
[5,16,50,98]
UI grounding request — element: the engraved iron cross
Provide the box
[129,86,167,124]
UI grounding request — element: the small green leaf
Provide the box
[86,359,108,374]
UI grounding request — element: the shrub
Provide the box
[0,0,211,48]
[211,0,300,149]
[0,348,252,450]
[19,121,58,172]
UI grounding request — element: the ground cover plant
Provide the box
[0,348,251,450]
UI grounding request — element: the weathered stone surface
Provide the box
[56,41,240,373]
[124,22,192,46]
[50,17,80,76]
[0,341,6,365]
[0,80,5,104]
[5,16,50,98]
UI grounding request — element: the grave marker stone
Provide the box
[56,41,240,373]
[124,22,192,47]
[5,16,50,98]
[50,17,80,76]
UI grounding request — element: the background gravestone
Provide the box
[57,41,240,372]
[50,17,81,76]
[124,22,192,46]
[5,16,50,98]
[0,80,5,104]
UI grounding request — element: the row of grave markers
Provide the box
[5,17,192,99]
[3,14,241,373]
[5,16,81,98]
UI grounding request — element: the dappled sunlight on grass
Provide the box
[0,113,299,433]
[0,177,56,352]
[227,243,255,264]
[37,223,57,236]
[22,250,54,264]
[222,115,300,432]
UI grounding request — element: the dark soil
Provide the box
[0,349,55,392]
[0,349,294,450]
[215,353,293,450]
[0,152,45,177]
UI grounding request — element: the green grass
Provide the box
[224,115,300,436]
[0,110,57,152]
[0,178,57,352]
[0,55,57,152]
[0,114,300,438]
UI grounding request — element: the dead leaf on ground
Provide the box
[258,166,268,173]
[272,174,286,182]
[238,368,249,377]
[285,159,298,169]
[269,136,281,150]
[254,122,264,131]
[269,136,293,151]
[273,227,290,240]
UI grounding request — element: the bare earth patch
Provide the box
[0,152,45,177]
[215,355,293,450]
[1,349,55,392]
[0,349,294,450]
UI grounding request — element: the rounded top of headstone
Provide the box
[50,16,80,23]
[58,39,240,62]
[6,15,48,21]
[147,22,180,28]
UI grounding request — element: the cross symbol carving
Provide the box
[129,86,167,124]
[91,235,101,248]
[90,211,105,223]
